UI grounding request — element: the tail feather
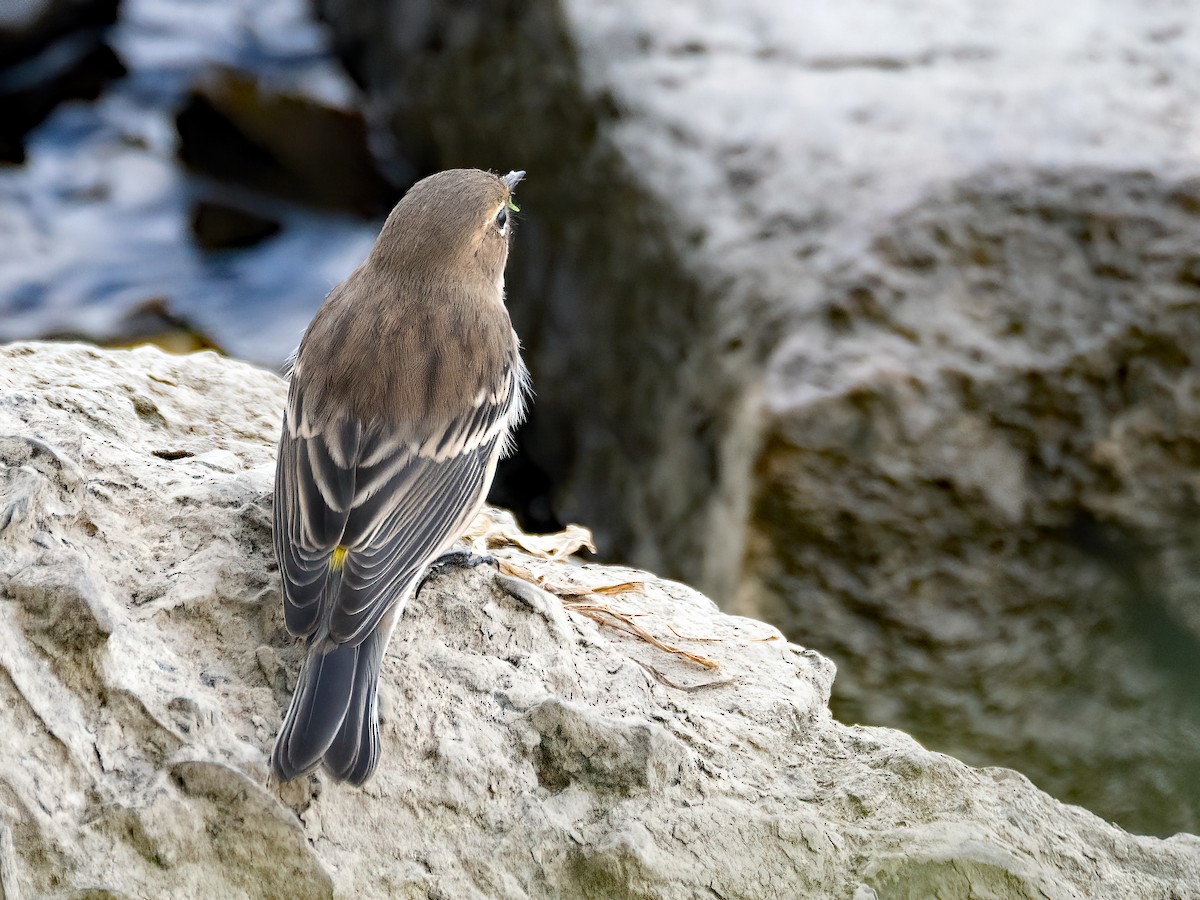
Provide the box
[270,625,387,785]
[271,640,359,781]
[322,627,385,785]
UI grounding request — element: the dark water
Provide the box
[0,0,380,366]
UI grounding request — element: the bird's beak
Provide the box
[501,170,526,191]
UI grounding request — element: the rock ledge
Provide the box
[0,342,1196,898]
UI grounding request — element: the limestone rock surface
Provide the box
[1,341,1199,897]
[312,0,1200,834]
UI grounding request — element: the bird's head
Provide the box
[371,168,525,293]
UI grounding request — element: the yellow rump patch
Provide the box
[329,546,348,571]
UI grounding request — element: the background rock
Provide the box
[312,0,1200,834]
[744,168,1200,837]
[3,342,1199,897]
[0,0,119,64]
[0,0,125,163]
[175,66,398,217]
[189,200,282,252]
[44,297,226,355]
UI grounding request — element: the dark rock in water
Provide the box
[190,200,282,252]
[0,0,120,65]
[0,0,125,163]
[45,297,225,356]
[105,297,225,354]
[175,67,397,217]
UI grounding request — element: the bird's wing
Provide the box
[274,383,362,635]
[274,358,527,644]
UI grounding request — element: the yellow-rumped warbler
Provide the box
[270,169,530,785]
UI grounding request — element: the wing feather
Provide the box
[329,434,498,641]
[274,403,360,635]
[273,356,526,644]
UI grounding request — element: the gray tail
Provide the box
[270,625,385,786]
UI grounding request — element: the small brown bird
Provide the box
[270,169,529,784]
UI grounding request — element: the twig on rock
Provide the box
[634,659,735,692]
[498,559,720,669]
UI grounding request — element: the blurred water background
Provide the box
[0,0,384,365]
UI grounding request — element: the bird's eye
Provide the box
[495,207,508,232]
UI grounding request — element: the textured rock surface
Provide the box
[3,343,1200,897]
[745,169,1200,839]
[313,0,1200,834]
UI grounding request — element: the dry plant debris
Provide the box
[464,512,724,671]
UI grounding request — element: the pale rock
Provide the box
[0,342,1198,896]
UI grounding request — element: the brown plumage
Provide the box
[270,169,529,785]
